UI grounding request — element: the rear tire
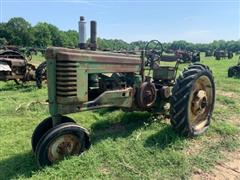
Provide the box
[170,63,215,136]
[35,61,47,89]
[228,66,238,77]
[35,123,91,167]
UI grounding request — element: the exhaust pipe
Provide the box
[78,16,97,50]
[78,16,86,49]
[90,20,97,51]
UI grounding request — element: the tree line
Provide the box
[0,17,78,48]
[0,17,239,52]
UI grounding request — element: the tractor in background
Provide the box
[214,50,233,60]
[0,49,46,88]
[175,50,200,63]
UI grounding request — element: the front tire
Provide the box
[31,116,75,152]
[35,123,91,167]
[170,63,215,136]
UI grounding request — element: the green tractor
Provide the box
[32,42,216,167]
[31,18,216,167]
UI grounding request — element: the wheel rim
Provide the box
[188,75,214,131]
[143,84,156,107]
[137,82,156,108]
[48,134,81,163]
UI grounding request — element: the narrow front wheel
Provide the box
[35,123,91,167]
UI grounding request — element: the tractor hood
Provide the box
[0,58,26,67]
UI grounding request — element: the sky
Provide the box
[0,0,240,43]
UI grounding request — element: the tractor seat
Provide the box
[153,55,180,81]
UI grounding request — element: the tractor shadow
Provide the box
[90,111,152,143]
[0,82,37,92]
[0,151,38,180]
[90,110,184,150]
[144,126,185,149]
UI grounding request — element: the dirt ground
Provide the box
[192,96,240,180]
[192,149,240,180]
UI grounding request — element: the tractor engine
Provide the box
[88,72,136,100]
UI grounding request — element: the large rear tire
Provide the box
[228,66,239,77]
[35,61,47,89]
[170,63,215,136]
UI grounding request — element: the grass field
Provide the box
[0,54,239,179]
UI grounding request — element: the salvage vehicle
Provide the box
[0,49,47,88]
[175,50,200,63]
[214,50,233,60]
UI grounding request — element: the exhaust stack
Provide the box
[78,16,86,49]
[90,21,97,51]
[78,16,97,50]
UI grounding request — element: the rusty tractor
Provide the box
[214,50,233,60]
[214,50,226,60]
[175,50,200,63]
[0,49,47,88]
[31,17,215,166]
[228,56,240,78]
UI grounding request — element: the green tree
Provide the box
[33,23,51,47]
[0,23,11,44]
[64,30,79,47]
[6,17,32,46]
[46,24,62,46]
[0,37,8,46]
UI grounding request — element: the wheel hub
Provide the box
[57,141,73,155]
[192,90,208,115]
[137,82,157,109]
[188,75,214,130]
[48,134,81,163]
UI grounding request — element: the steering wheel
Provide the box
[145,40,164,66]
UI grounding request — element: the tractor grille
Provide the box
[56,60,77,97]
